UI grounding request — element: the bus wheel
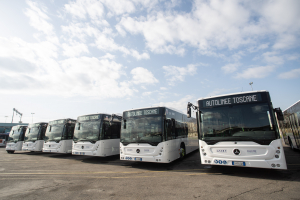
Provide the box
[180,144,186,158]
[7,151,14,154]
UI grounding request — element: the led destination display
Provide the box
[125,108,159,117]
[78,115,100,121]
[49,120,65,125]
[202,93,262,107]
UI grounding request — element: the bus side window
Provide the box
[103,122,111,139]
[110,122,121,139]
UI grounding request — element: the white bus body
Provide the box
[43,119,76,154]
[6,125,27,153]
[22,122,48,152]
[72,114,121,157]
[193,91,287,169]
[120,107,198,163]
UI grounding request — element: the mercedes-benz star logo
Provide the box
[81,146,84,149]
[136,149,140,153]
[233,149,240,155]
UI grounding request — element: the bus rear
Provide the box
[0,133,9,147]
[22,122,48,152]
[43,119,76,153]
[6,125,27,153]
[120,107,198,163]
[72,114,121,157]
[194,91,287,169]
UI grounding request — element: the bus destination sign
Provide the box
[126,108,159,117]
[78,115,100,121]
[203,93,262,107]
[49,120,65,125]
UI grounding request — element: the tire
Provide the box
[180,144,186,159]
[7,150,15,154]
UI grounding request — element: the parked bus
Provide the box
[43,118,76,153]
[22,122,48,151]
[0,132,9,147]
[0,123,28,146]
[120,107,198,163]
[279,100,300,150]
[72,113,121,157]
[6,125,28,153]
[188,90,287,169]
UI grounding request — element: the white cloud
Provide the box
[163,64,197,85]
[117,0,300,55]
[62,40,89,57]
[235,66,276,79]
[160,87,167,90]
[101,53,115,60]
[222,63,240,74]
[278,68,300,79]
[262,52,284,65]
[131,67,159,85]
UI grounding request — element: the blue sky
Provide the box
[0,0,299,123]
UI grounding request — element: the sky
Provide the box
[0,0,300,123]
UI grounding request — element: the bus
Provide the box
[43,118,76,153]
[0,123,28,146]
[72,113,121,157]
[6,125,28,153]
[120,107,198,163]
[22,122,48,152]
[187,90,287,169]
[279,100,300,150]
[0,132,9,147]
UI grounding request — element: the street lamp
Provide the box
[249,82,253,91]
[31,113,35,123]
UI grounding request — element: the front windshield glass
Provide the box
[201,103,277,144]
[73,121,101,142]
[121,116,163,145]
[8,127,22,143]
[44,124,65,142]
[24,126,40,142]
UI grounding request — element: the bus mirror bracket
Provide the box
[274,107,284,121]
[187,102,199,118]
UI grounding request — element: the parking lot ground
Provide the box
[0,147,299,200]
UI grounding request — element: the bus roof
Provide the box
[283,99,300,113]
[197,90,268,101]
[77,113,111,118]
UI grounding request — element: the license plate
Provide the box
[80,152,85,155]
[135,157,142,161]
[232,161,245,166]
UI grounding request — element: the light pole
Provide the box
[31,113,35,123]
[5,116,8,123]
[249,82,253,91]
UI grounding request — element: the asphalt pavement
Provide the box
[0,146,299,200]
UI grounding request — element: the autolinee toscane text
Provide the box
[204,94,262,107]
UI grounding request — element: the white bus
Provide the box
[6,125,28,153]
[120,107,198,163]
[22,122,48,152]
[72,113,121,157]
[43,118,76,153]
[187,90,287,169]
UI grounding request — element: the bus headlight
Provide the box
[275,155,279,158]
[203,152,206,156]
[276,150,280,154]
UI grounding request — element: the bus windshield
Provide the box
[24,127,40,142]
[121,116,163,145]
[201,103,278,145]
[8,127,22,143]
[44,124,65,142]
[73,121,101,142]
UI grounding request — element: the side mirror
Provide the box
[274,107,284,121]
[123,120,126,129]
[171,118,176,133]
[187,104,191,118]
